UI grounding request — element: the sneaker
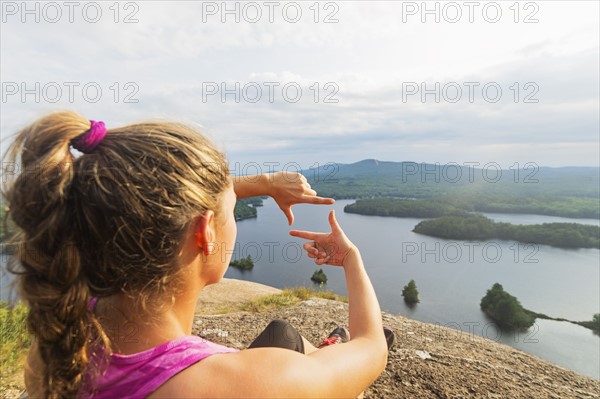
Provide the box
[318,326,349,348]
[384,327,395,351]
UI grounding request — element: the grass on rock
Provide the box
[239,287,347,313]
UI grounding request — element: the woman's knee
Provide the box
[266,319,303,345]
[266,319,290,330]
[250,319,305,353]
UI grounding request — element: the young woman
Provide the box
[3,112,389,398]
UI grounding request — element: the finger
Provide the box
[304,188,318,197]
[303,195,335,205]
[315,255,331,265]
[283,206,294,226]
[286,171,302,182]
[289,230,324,240]
[329,210,342,232]
[303,242,319,256]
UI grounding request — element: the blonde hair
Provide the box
[2,111,230,398]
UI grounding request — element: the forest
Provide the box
[345,198,470,218]
[345,195,599,219]
[413,215,600,249]
[234,197,264,221]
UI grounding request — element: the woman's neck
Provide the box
[95,245,211,355]
[95,285,203,355]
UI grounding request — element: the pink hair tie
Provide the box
[72,120,107,153]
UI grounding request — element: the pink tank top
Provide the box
[81,297,238,398]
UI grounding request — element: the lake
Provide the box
[1,198,598,379]
[225,198,600,380]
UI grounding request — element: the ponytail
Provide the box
[3,112,107,398]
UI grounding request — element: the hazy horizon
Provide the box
[2,1,599,168]
[232,157,600,171]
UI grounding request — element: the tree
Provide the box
[480,283,535,330]
[593,314,600,331]
[577,313,600,332]
[229,255,254,270]
[311,269,328,284]
[402,279,419,305]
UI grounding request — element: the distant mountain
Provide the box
[302,159,600,200]
[304,159,434,180]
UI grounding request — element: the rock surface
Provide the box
[3,279,599,398]
[195,278,281,314]
[194,281,599,398]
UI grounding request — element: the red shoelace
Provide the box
[319,335,342,348]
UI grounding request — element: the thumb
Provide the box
[328,210,341,232]
[284,206,294,225]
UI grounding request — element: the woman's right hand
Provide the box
[289,210,357,267]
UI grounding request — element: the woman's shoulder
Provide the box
[147,350,238,398]
[148,345,314,398]
[91,335,238,398]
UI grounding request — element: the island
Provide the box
[229,255,254,270]
[481,283,600,334]
[345,198,469,218]
[402,279,420,305]
[412,215,600,249]
[480,283,535,330]
[234,197,264,221]
[574,314,600,333]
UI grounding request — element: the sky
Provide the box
[1,0,599,171]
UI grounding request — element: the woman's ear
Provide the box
[194,210,215,256]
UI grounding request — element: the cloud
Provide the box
[1,1,598,167]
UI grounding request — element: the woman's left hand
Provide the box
[267,171,335,225]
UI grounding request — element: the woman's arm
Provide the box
[192,211,386,397]
[158,210,387,398]
[233,172,334,225]
[290,210,387,365]
[232,173,270,199]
